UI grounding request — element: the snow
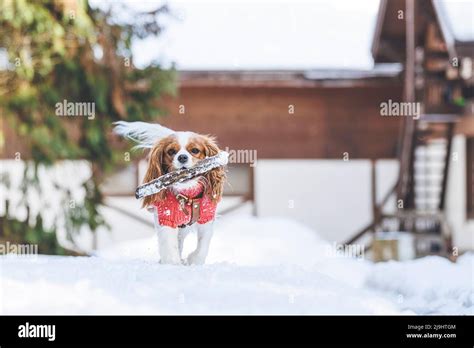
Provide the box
[366,255,474,315]
[1,215,473,315]
[1,257,398,315]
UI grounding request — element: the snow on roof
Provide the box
[178,64,402,81]
[303,63,403,80]
[93,0,381,70]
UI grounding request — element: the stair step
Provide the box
[414,189,442,196]
[414,174,444,181]
[414,162,445,169]
[414,198,441,203]
[414,149,446,158]
[414,205,439,210]
[415,144,447,151]
[414,173,445,179]
[414,186,442,191]
[418,113,459,123]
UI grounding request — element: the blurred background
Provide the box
[0,0,473,261]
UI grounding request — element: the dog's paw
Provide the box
[186,251,206,265]
[159,257,183,265]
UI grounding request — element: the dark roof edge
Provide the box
[177,66,403,88]
[179,65,402,80]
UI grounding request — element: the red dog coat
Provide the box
[153,183,217,228]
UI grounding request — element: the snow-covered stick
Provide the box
[135,151,229,199]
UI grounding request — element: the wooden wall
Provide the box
[159,84,403,159]
[0,82,403,160]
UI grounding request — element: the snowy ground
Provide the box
[0,215,473,315]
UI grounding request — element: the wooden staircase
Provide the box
[344,0,471,258]
[380,115,455,257]
[345,115,457,258]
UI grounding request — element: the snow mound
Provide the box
[365,253,474,315]
[0,256,400,315]
[1,216,472,315]
[208,216,331,266]
[98,216,332,267]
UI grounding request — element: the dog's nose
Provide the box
[177,154,188,164]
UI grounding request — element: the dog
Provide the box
[114,121,225,265]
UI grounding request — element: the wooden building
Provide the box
[155,0,473,255]
[354,0,474,257]
[1,0,472,255]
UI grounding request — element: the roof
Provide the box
[178,66,402,88]
[372,0,474,63]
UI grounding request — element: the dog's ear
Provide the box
[142,142,167,208]
[113,121,174,149]
[202,135,219,157]
[203,136,225,202]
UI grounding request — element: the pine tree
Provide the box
[0,0,176,254]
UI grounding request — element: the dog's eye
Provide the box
[167,149,177,156]
[191,148,200,154]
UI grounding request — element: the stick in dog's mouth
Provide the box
[135,151,229,199]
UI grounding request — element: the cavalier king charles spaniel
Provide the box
[114,121,225,265]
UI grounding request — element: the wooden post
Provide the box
[405,0,415,104]
[249,165,257,216]
[397,0,417,207]
[371,159,378,225]
[467,138,474,218]
[439,123,454,210]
